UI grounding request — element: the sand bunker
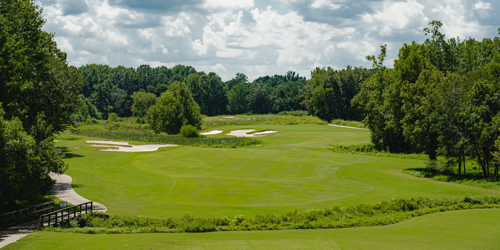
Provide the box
[227,129,278,137]
[222,116,236,119]
[86,140,129,145]
[253,130,278,135]
[328,124,368,130]
[200,130,223,135]
[86,140,177,152]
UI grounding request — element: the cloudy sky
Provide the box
[36,0,499,81]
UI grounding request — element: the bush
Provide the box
[91,118,98,124]
[85,118,91,124]
[107,123,121,131]
[108,113,119,123]
[180,125,199,138]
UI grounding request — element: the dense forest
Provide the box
[353,21,500,179]
[72,64,374,122]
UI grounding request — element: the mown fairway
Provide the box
[52,124,496,217]
[5,123,500,249]
[7,209,500,249]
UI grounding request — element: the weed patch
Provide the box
[327,144,430,160]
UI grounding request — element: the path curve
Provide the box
[49,173,107,212]
[0,174,107,248]
[328,124,368,130]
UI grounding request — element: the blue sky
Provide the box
[37,0,499,81]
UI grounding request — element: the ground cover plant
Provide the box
[43,196,500,234]
[6,209,500,249]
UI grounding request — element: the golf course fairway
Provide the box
[5,124,500,249]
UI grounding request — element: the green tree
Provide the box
[228,82,250,114]
[131,92,157,118]
[0,0,82,211]
[147,92,183,134]
[147,82,202,134]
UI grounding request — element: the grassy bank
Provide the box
[42,196,500,234]
[329,119,366,128]
[69,130,259,147]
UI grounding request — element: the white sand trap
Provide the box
[222,116,236,119]
[86,140,129,145]
[227,129,278,137]
[86,140,177,152]
[95,144,177,152]
[200,130,223,135]
[253,130,278,135]
[328,124,368,130]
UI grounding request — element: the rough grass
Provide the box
[202,115,327,130]
[329,119,366,128]
[70,129,259,147]
[42,196,500,234]
[403,168,500,190]
[327,144,431,160]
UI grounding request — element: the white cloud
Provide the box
[37,0,499,81]
[474,0,491,10]
[205,0,255,9]
[310,0,345,10]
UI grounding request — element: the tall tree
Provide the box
[0,0,83,211]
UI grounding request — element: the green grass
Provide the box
[50,124,497,219]
[202,114,327,130]
[327,144,431,160]
[70,129,258,147]
[42,196,500,234]
[403,168,500,190]
[329,119,366,128]
[6,209,500,249]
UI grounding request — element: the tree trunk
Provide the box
[458,154,462,174]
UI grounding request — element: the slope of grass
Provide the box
[6,209,500,249]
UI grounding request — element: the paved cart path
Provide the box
[0,174,107,248]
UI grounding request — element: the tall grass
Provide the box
[329,119,366,128]
[327,144,431,160]
[203,115,327,130]
[72,130,259,147]
[43,196,500,234]
[403,168,500,190]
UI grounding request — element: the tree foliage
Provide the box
[0,0,83,211]
[147,82,202,134]
[354,20,500,179]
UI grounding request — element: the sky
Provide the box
[36,0,499,81]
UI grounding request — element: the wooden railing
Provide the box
[39,201,93,228]
[0,201,55,228]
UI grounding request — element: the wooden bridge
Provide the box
[39,201,94,228]
[0,201,55,228]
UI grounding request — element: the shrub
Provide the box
[108,113,119,123]
[85,118,91,124]
[107,123,121,131]
[91,118,98,124]
[180,125,199,138]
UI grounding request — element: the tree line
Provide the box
[73,64,374,123]
[353,21,500,180]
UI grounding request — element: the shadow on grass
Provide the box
[404,167,500,190]
[59,147,84,159]
[71,184,85,189]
